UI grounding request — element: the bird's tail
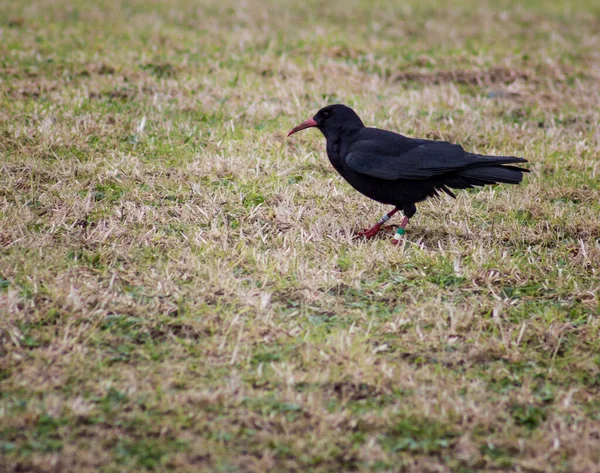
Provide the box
[438,154,529,198]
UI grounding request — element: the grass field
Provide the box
[1,0,600,471]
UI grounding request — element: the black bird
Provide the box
[287,104,529,243]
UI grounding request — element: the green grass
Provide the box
[1,0,600,471]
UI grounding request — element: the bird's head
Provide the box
[287,104,364,138]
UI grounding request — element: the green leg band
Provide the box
[393,227,406,243]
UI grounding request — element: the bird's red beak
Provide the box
[287,118,317,137]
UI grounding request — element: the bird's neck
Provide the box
[321,126,362,146]
[323,127,361,173]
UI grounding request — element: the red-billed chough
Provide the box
[287,104,529,244]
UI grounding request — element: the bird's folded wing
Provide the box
[345,141,471,180]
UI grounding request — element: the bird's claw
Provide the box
[354,225,398,240]
[354,227,380,239]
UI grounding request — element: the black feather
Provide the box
[292,104,529,221]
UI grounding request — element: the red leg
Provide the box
[391,216,410,245]
[355,208,399,239]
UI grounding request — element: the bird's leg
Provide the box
[391,216,410,245]
[356,208,399,239]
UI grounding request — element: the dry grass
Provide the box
[1,0,599,472]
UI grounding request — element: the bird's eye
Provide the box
[322,110,330,117]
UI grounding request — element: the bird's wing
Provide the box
[345,139,475,180]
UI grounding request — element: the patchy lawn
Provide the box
[1,0,599,471]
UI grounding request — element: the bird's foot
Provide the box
[355,225,399,240]
[354,224,382,239]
